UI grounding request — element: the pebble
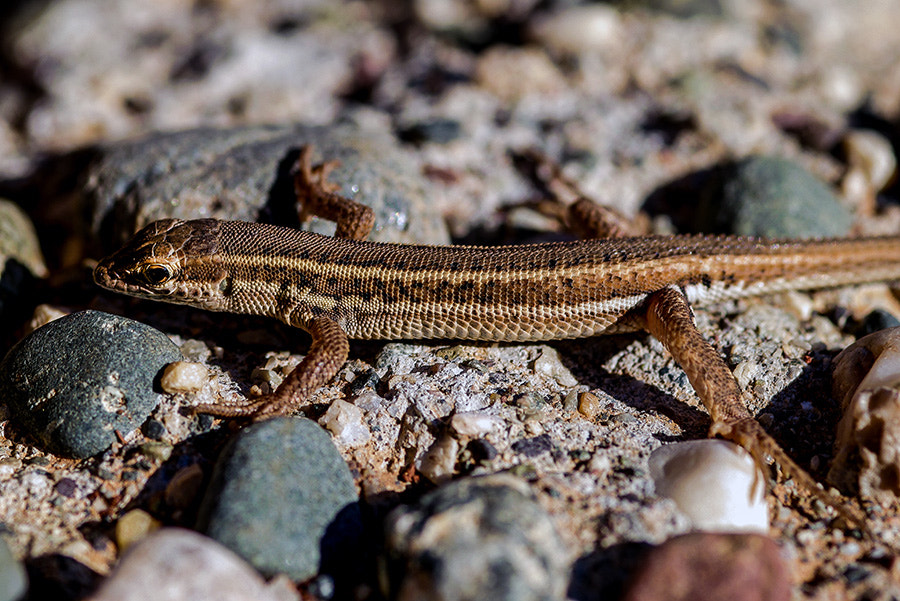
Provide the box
[196,417,362,583]
[319,399,371,448]
[160,361,208,394]
[385,474,568,601]
[84,123,449,250]
[699,156,853,237]
[87,528,299,601]
[649,440,768,533]
[0,310,181,457]
[449,411,502,437]
[0,536,26,601]
[533,346,578,387]
[115,509,161,552]
[418,433,459,484]
[621,532,790,601]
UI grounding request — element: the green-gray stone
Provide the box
[0,311,181,458]
[699,155,853,238]
[196,417,362,582]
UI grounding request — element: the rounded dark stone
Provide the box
[0,310,181,458]
[699,155,853,238]
[196,417,362,583]
[385,474,568,601]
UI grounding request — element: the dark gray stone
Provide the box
[85,123,449,251]
[0,537,26,601]
[0,311,181,458]
[196,417,362,582]
[385,474,568,601]
[699,155,853,238]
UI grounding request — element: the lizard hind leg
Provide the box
[292,145,375,241]
[643,285,867,530]
[512,147,647,239]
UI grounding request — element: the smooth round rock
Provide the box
[0,310,181,458]
[385,474,568,601]
[84,123,450,251]
[90,528,298,601]
[699,155,853,238]
[196,417,362,582]
[0,537,26,601]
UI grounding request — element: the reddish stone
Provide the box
[622,532,791,601]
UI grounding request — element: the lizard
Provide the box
[93,146,900,526]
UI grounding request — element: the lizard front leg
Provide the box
[196,316,350,419]
[196,146,370,419]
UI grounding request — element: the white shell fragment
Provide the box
[649,440,768,533]
[829,327,900,504]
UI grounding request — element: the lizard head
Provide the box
[94,218,230,311]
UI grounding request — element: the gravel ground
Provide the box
[1,1,900,599]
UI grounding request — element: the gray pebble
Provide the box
[385,474,568,601]
[84,123,449,250]
[0,310,181,458]
[0,537,26,601]
[196,417,362,583]
[699,155,853,238]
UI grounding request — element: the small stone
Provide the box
[0,536,27,601]
[699,156,853,238]
[475,47,567,101]
[88,528,299,601]
[578,391,603,419]
[385,474,568,601]
[115,509,161,552]
[649,440,768,533]
[533,347,578,387]
[0,310,181,457]
[622,532,790,601]
[165,464,205,511]
[450,411,502,437]
[160,361,208,393]
[418,433,459,484]
[511,434,554,458]
[844,129,896,193]
[196,417,362,583]
[319,399,371,448]
[530,4,623,54]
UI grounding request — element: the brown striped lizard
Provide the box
[94,146,900,527]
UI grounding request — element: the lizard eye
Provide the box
[141,264,175,286]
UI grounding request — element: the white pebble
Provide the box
[844,129,897,193]
[530,5,623,54]
[649,440,768,533]
[160,361,208,393]
[320,399,371,448]
[88,529,299,601]
[450,411,502,437]
[418,434,459,484]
